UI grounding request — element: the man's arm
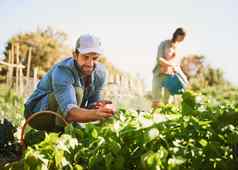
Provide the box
[52,66,113,122]
[66,106,113,123]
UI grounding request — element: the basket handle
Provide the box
[20,111,68,148]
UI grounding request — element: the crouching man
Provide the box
[24,34,115,131]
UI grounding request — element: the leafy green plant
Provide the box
[0,85,24,126]
[5,90,238,170]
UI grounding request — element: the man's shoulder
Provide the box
[56,57,75,68]
[51,57,77,79]
[53,57,76,73]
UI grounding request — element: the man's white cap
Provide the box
[75,34,103,54]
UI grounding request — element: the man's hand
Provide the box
[95,107,114,119]
[95,100,116,115]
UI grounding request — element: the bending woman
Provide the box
[152,28,186,108]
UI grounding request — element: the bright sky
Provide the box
[0,0,237,89]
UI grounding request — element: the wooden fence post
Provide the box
[33,67,38,88]
[12,44,15,86]
[7,50,12,86]
[19,66,24,96]
[15,43,20,94]
[26,47,32,89]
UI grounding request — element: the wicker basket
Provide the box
[20,111,68,148]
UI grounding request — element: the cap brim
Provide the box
[78,47,103,55]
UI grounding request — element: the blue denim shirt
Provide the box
[25,57,107,117]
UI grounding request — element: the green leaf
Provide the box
[92,128,98,139]
[168,156,186,167]
[74,164,84,170]
[55,150,64,169]
[199,139,208,147]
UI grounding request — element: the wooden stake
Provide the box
[33,67,38,88]
[10,44,15,87]
[16,43,20,94]
[26,47,32,89]
[7,50,12,85]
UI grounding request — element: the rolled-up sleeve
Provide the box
[52,66,77,116]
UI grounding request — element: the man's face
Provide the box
[75,52,100,76]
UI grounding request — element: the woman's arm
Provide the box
[160,44,177,68]
[159,57,174,67]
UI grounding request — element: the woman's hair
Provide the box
[172,27,186,43]
[75,49,80,54]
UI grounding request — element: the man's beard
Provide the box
[81,65,95,76]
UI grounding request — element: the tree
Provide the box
[180,54,226,90]
[3,27,71,77]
